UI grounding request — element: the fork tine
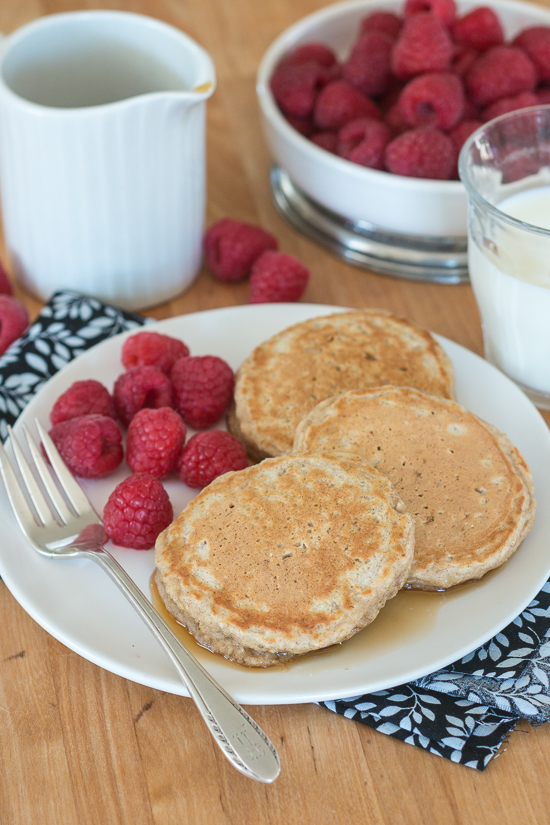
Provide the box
[21,423,74,525]
[7,426,57,527]
[0,436,45,531]
[35,419,96,518]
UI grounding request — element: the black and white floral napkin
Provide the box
[2,290,550,771]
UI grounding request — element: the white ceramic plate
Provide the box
[1,303,549,705]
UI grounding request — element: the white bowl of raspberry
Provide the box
[257,0,550,241]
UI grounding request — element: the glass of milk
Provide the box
[459,106,550,410]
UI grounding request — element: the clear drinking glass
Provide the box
[459,106,550,410]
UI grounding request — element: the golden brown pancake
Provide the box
[155,452,415,666]
[293,386,536,590]
[228,309,455,461]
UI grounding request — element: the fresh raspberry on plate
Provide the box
[49,414,123,478]
[0,295,28,355]
[514,27,550,82]
[482,91,538,121]
[465,46,537,107]
[171,355,234,430]
[314,80,380,131]
[281,42,338,69]
[114,365,173,426]
[177,430,249,488]
[451,7,504,51]
[126,407,186,478]
[103,474,173,550]
[342,31,394,97]
[384,126,455,179]
[360,10,403,40]
[121,331,189,375]
[398,72,465,130]
[50,380,116,426]
[270,60,331,117]
[203,218,279,282]
[249,250,310,304]
[391,12,454,79]
[403,0,456,27]
[337,117,393,169]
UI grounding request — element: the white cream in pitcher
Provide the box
[468,185,550,396]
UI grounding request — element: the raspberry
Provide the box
[513,27,550,82]
[465,46,537,107]
[270,60,331,117]
[451,45,479,77]
[311,131,338,152]
[451,7,504,51]
[121,331,189,374]
[281,42,337,69]
[0,260,12,295]
[537,86,550,104]
[482,91,538,121]
[126,407,186,478]
[398,72,465,130]
[391,13,454,79]
[249,250,310,304]
[337,117,393,169]
[404,0,456,27]
[114,365,173,426]
[342,32,394,97]
[49,415,123,478]
[103,474,173,550]
[50,380,116,426]
[385,101,409,133]
[171,355,234,430]
[384,126,455,179]
[203,219,278,282]
[0,295,28,355]
[360,11,403,40]
[177,431,248,489]
[449,118,482,155]
[285,113,314,137]
[314,80,380,131]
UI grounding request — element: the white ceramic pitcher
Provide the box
[0,11,215,311]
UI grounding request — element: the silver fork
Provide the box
[0,420,280,784]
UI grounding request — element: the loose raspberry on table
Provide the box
[384,126,455,179]
[360,11,403,40]
[49,414,123,478]
[0,260,12,295]
[103,474,173,550]
[404,0,456,27]
[281,42,338,69]
[249,250,310,304]
[314,80,380,131]
[177,430,249,489]
[203,218,279,282]
[50,380,116,426]
[121,331,189,375]
[0,295,28,355]
[398,71,465,131]
[513,27,550,83]
[114,365,173,427]
[171,355,234,430]
[337,117,392,169]
[482,91,538,122]
[391,12,454,79]
[451,7,504,51]
[465,46,537,107]
[126,407,186,478]
[270,60,331,117]
[342,31,394,97]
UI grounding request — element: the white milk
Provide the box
[468,185,550,398]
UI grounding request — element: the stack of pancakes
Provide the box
[155,309,536,666]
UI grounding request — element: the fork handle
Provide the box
[88,549,280,784]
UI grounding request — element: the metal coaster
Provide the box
[270,165,469,284]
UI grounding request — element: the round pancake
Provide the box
[293,386,536,590]
[228,309,455,461]
[155,452,415,666]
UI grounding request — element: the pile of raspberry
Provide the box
[48,330,249,550]
[270,0,550,180]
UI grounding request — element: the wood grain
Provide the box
[1,0,550,822]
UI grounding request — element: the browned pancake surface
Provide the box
[293,386,536,589]
[229,310,455,461]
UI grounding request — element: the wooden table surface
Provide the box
[1,0,550,822]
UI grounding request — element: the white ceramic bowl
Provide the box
[257,0,550,238]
